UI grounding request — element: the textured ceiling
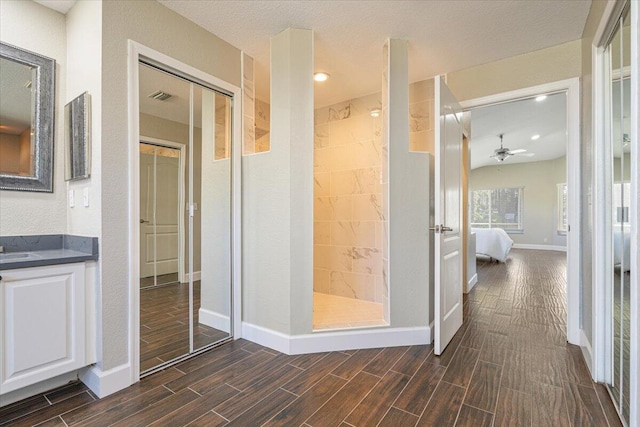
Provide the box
[469,92,566,170]
[159,0,591,107]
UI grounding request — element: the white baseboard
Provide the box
[241,322,431,355]
[184,271,201,282]
[580,330,594,378]
[80,363,131,399]
[512,244,567,252]
[0,370,79,407]
[467,273,478,292]
[199,308,230,333]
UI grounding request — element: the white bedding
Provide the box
[471,227,514,262]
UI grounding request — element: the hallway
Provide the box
[0,250,622,426]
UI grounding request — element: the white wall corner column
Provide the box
[241,28,314,339]
[385,39,432,331]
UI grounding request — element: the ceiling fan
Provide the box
[490,134,535,162]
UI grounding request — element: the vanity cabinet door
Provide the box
[0,263,86,394]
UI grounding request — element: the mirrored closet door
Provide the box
[606,3,632,423]
[139,62,233,374]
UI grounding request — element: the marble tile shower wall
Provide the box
[242,53,270,155]
[255,99,270,153]
[313,93,384,304]
[408,78,435,153]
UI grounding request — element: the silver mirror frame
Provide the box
[0,42,55,192]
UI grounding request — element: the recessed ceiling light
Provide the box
[370,108,381,118]
[535,95,547,102]
[531,134,540,140]
[314,72,330,82]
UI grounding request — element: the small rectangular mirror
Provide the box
[0,42,55,192]
[64,91,91,181]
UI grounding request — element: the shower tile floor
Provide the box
[313,292,387,330]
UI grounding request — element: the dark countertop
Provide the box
[0,235,99,270]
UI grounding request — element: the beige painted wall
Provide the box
[0,0,67,235]
[447,40,582,102]
[66,0,102,238]
[0,133,21,174]
[242,28,314,335]
[470,156,567,247]
[100,0,242,370]
[18,128,31,175]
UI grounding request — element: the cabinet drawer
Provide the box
[0,263,86,394]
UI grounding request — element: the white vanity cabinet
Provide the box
[0,263,87,394]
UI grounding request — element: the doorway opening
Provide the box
[139,141,183,290]
[461,79,581,347]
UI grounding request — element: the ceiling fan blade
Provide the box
[514,152,535,157]
[508,149,527,154]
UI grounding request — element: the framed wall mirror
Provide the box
[65,91,91,181]
[0,42,55,192]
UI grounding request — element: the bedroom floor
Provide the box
[1,248,622,426]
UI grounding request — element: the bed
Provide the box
[471,227,514,262]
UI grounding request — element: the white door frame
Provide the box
[139,136,186,284]
[127,41,243,383]
[592,1,639,425]
[460,78,581,347]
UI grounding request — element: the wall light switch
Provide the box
[83,188,89,207]
[69,189,75,208]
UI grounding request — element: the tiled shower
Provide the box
[313,93,387,330]
[312,78,434,330]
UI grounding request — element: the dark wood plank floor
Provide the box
[1,249,623,426]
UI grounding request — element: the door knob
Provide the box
[429,224,453,233]
[140,219,150,224]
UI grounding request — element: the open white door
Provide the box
[434,75,464,355]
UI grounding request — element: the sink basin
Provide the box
[0,252,42,261]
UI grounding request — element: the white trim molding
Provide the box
[460,78,581,346]
[80,363,131,399]
[512,244,567,252]
[467,273,478,291]
[199,308,231,333]
[580,329,594,374]
[241,322,431,355]
[184,271,201,283]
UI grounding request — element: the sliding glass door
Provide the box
[138,62,234,374]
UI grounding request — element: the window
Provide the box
[470,187,523,231]
[557,183,568,233]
